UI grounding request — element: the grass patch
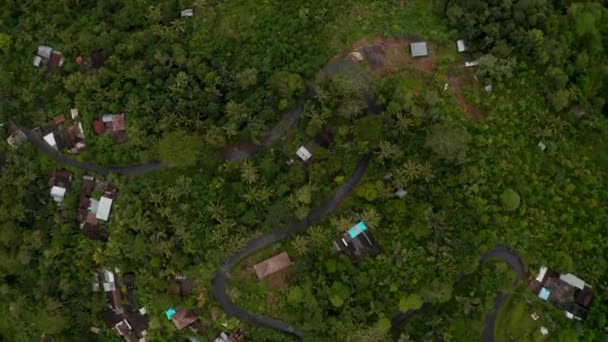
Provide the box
[495,294,558,342]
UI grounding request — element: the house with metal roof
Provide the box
[530,266,594,321]
[410,42,428,58]
[333,221,381,263]
[253,251,292,280]
[456,39,467,52]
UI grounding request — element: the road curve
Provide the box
[391,245,524,342]
[212,155,371,339]
[21,128,166,176]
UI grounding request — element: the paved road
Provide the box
[391,245,524,342]
[21,128,166,176]
[212,155,371,339]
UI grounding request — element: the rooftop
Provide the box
[253,251,292,280]
[410,42,428,58]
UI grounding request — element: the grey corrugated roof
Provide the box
[410,42,428,57]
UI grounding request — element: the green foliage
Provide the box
[500,188,521,211]
[399,294,424,312]
[158,130,203,167]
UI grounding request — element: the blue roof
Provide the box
[347,221,368,238]
[538,288,551,301]
[165,308,176,320]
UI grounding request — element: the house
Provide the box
[296,146,312,162]
[34,45,64,69]
[410,42,428,58]
[530,266,594,321]
[168,277,195,299]
[253,251,292,280]
[334,220,381,262]
[165,307,199,330]
[93,113,128,143]
[104,306,149,342]
[96,196,113,221]
[465,61,479,67]
[49,169,72,204]
[101,268,124,315]
[456,39,467,52]
[181,9,194,17]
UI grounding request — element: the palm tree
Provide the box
[240,160,258,184]
[402,160,422,182]
[361,208,382,229]
[307,107,327,129]
[330,215,353,232]
[243,186,258,205]
[206,202,226,222]
[292,235,310,256]
[395,112,413,134]
[307,225,326,247]
[420,161,434,183]
[377,141,402,161]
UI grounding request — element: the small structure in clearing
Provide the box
[530,266,594,321]
[181,9,194,17]
[409,42,428,58]
[296,146,312,162]
[93,113,128,143]
[456,39,467,52]
[334,221,381,263]
[253,251,292,280]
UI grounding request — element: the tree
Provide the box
[425,122,470,162]
[500,188,521,211]
[158,130,203,167]
[241,161,259,184]
[237,68,258,89]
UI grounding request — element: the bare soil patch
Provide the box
[448,72,486,120]
[350,36,435,75]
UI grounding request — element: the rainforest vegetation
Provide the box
[0,0,607,341]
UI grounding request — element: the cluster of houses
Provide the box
[530,266,594,321]
[93,268,150,342]
[33,45,64,78]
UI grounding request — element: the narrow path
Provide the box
[391,245,524,342]
[212,155,370,339]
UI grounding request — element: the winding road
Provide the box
[17,42,526,341]
[391,245,525,342]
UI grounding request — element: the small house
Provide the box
[456,39,467,52]
[214,329,245,342]
[334,221,381,262]
[253,251,292,280]
[410,42,428,58]
[465,61,479,67]
[181,9,194,17]
[96,196,113,221]
[296,146,312,162]
[49,169,72,204]
[530,266,593,321]
[93,113,128,143]
[166,307,199,330]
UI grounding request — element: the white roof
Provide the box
[89,199,99,214]
[465,61,479,67]
[37,45,52,59]
[457,40,467,52]
[410,42,428,57]
[71,108,79,119]
[103,282,116,292]
[538,141,546,151]
[484,84,493,92]
[540,327,549,335]
[103,269,115,282]
[181,9,194,17]
[43,133,58,149]
[33,55,42,67]
[50,186,66,203]
[139,307,147,315]
[559,273,586,290]
[536,266,547,282]
[296,146,312,161]
[102,114,114,123]
[96,196,113,221]
[395,188,408,199]
[213,332,230,342]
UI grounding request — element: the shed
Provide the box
[48,51,62,70]
[253,251,292,280]
[456,40,467,52]
[37,45,52,59]
[97,196,113,221]
[50,186,67,203]
[181,9,194,17]
[296,146,312,162]
[410,42,428,58]
[33,55,42,67]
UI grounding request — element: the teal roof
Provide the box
[165,307,176,320]
[347,221,368,238]
[538,288,551,301]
